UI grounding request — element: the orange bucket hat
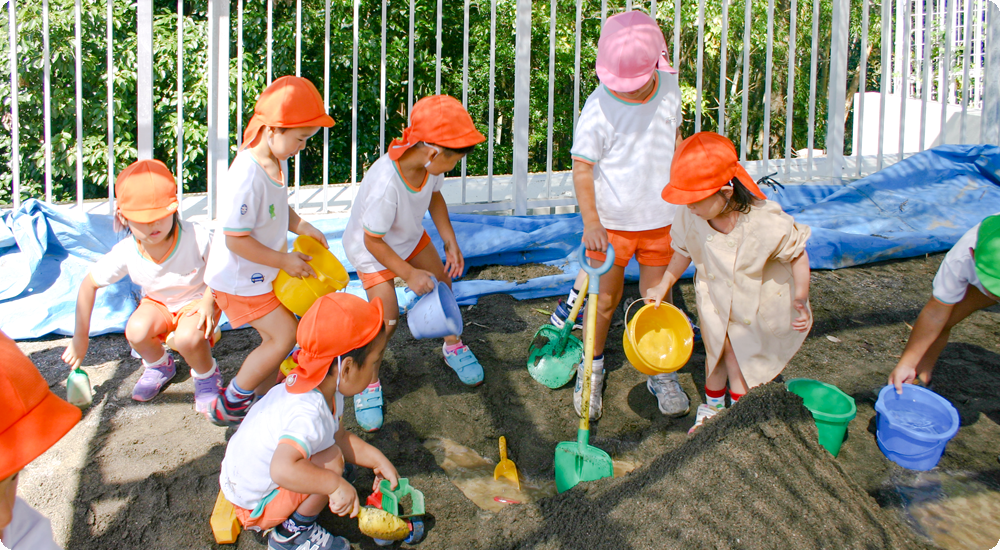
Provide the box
[242,76,336,148]
[388,95,486,160]
[115,159,179,223]
[0,331,82,480]
[285,293,384,394]
[661,131,766,205]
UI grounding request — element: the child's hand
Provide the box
[443,238,464,279]
[372,459,399,491]
[582,222,609,252]
[61,335,89,369]
[298,221,329,249]
[791,298,811,332]
[188,297,217,340]
[281,251,316,278]
[406,269,437,295]
[644,280,671,308]
[328,477,360,517]
[888,363,918,395]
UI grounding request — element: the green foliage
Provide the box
[1,0,888,205]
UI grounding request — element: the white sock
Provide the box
[567,288,580,306]
[190,359,218,380]
[142,351,170,368]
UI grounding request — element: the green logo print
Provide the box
[269,204,276,219]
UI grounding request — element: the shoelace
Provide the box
[193,375,219,394]
[139,364,171,382]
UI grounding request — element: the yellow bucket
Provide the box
[273,236,350,316]
[622,301,694,375]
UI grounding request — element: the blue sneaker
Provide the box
[353,384,384,432]
[442,343,484,386]
[550,296,584,330]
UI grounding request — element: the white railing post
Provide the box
[7,0,19,209]
[44,0,53,204]
[137,0,154,160]
[207,0,230,220]
[826,0,850,181]
[984,0,1000,145]
[512,0,532,216]
[74,0,84,205]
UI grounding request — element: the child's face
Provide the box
[423,146,466,176]
[267,126,321,161]
[123,213,175,245]
[337,330,387,397]
[609,73,656,101]
[686,188,731,221]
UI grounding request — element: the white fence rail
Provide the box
[3,0,999,219]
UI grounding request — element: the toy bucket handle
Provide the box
[623,298,644,342]
[576,244,615,295]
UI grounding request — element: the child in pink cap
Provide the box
[570,11,690,420]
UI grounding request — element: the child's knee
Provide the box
[124,316,158,346]
[170,328,209,356]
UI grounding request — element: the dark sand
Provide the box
[14,253,1000,549]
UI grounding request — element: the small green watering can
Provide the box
[66,367,93,408]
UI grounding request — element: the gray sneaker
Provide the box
[573,357,605,420]
[268,523,349,550]
[647,372,690,417]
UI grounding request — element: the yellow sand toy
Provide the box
[493,436,520,489]
[622,301,694,375]
[273,235,349,316]
[210,490,241,544]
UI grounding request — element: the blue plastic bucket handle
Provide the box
[406,277,463,339]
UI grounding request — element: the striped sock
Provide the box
[224,380,254,405]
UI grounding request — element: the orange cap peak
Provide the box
[243,76,336,148]
[388,95,486,160]
[115,159,179,223]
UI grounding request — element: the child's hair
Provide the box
[443,144,477,156]
[720,178,758,215]
[332,324,386,373]
[115,211,181,239]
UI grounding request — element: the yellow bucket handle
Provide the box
[623,298,647,350]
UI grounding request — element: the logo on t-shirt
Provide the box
[269,204,276,219]
[250,273,265,283]
[240,204,248,215]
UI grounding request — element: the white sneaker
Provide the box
[573,356,605,420]
[647,372,691,417]
[687,403,720,435]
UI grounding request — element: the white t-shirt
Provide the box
[219,384,344,513]
[932,222,992,304]
[570,70,682,232]
[205,151,291,296]
[343,155,445,274]
[1,497,61,550]
[89,220,212,312]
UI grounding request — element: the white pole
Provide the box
[43,0,52,204]
[8,0,19,209]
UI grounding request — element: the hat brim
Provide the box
[660,183,720,205]
[0,391,81,480]
[119,202,179,224]
[596,65,656,93]
[431,127,487,151]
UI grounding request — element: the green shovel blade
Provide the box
[554,430,614,493]
[526,325,584,389]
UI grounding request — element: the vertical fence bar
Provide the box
[436,0,442,94]
[762,0,774,172]
[940,0,953,144]
[984,0,1000,145]
[7,0,19,208]
[512,0,531,215]
[75,0,84,205]
[408,0,415,115]
[601,0,607,26]
[546,0,556,199]
[488,0,497,201]
[650,0,657,18]
[176,0,183,212]
[574,0,582,128]
[295,0,302,210]
[380,0,387,155]
[324,0,330,212]
[739,0,750,161]
[961,0,972,141]
[898,0,911,162]
[626,0,632,12]
[783,0,795,180]
[806,0,819,178]
[893,0,904,92]
[44,0,53,204]
[106,0,115,210]
[138,0,153,160]
[878,0,892,169]
[461,0,469,201]
[826,0,848,180]
[695,0,705,132]
[919,0,932,151]
[352,0,359,189]
[719,0,728,136]
[237,0,243,150]
[207,0,230,220]
[976,0,984,110]
[267,0,273,85]
[673,0,680,68]
[856,0,869,177]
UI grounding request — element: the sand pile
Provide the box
[477,383,930,550]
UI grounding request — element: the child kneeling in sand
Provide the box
[220,293,398,550]
[888,213,1000,393]
[648,132,813,434]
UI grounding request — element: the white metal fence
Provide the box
[3,0,999,219]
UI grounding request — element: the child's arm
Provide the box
[645,253,692,307]
[428,191,464,279]
[790,251,811,332]
[288,206,329,249]
[363,234,436,295]
[270,443,359,516]
[225,234,316,279]
[572,160,608,252]
[185,287,218,340]
[335,427,399,491]
[888,297,954,393]
[61,275,102,368]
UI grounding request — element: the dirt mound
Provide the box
[478,383,929,550]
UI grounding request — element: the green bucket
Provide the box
[786,378,857,457]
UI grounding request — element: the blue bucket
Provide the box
[406,278,463,339]
[874,385,959,471]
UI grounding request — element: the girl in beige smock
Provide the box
[649,132,813,433]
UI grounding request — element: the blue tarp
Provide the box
[2,144,998,340]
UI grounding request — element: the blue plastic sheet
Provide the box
[2,144,998,340]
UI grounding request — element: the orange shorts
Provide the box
[136,298,222,343]
[233,487,310,531]
[213,290,283,328]
[358,231,433,290]
[585,226,674,268]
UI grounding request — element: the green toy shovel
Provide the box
[526,273,588,388]
[554,244,615,493]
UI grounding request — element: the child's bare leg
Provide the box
[124,303,170,363]
[721,335,748,395]
[237,305,298,395]
[294,444,346,517]
[171,313,215,374]
[914,286,996,384]
[638,264,670,305]
[407,244,460,346]
[364,281,399,384]
[581,263,625,356]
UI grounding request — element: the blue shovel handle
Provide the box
[577,244,615,295]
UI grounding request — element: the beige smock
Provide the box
[671,200,812,387]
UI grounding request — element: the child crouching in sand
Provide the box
[219,293,398,550]
[647,132,813,433]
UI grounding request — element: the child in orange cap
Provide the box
[571,11,689,421]
[648,132,813,433]
[1,330,82,549]
[62,159,222,410]
[204,76,335,426]
[219,293,398,550]
[342,94,486,431]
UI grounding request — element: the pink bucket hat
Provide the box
[596,11,677,92]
